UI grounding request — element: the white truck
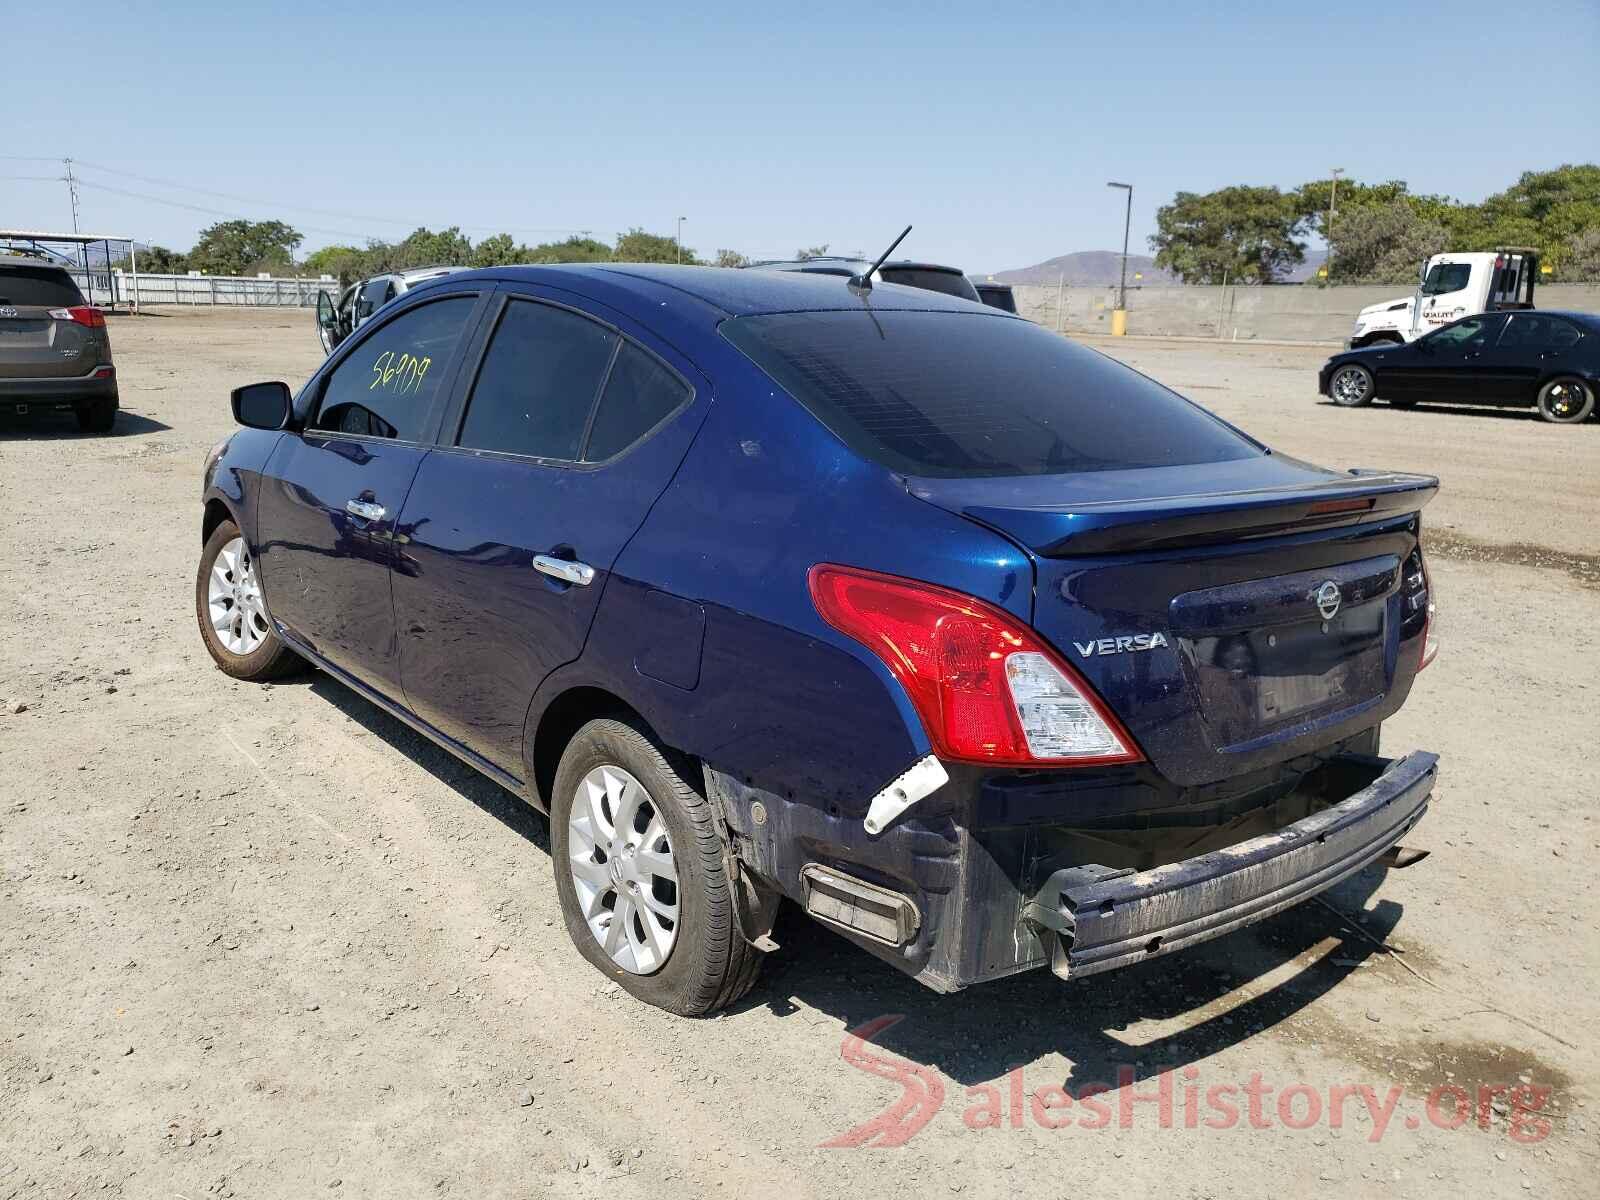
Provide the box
[1347,249,1538,347]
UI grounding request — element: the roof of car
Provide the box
[1531,310,1600,327]
[432,263,1010,319]
[0,253,68,271]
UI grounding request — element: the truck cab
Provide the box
[1348,249,1537,347]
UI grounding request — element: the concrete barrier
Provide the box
[1012,282,1600,343]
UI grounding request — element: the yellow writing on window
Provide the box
[369,350,433,396]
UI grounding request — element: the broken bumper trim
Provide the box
[1025,750,1437,980]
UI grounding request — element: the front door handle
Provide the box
[345,499,386,521]
[532,554,595,586]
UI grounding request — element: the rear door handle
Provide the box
[532,555,595,586]
[345,499,386,521]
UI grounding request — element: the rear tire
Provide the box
[195,518,302,681]
[76,397,116,433]
[550,717,761,1016]
[1537,376,1594,424]
[1329,364,1375,407]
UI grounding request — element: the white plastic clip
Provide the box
[863,755,950,837]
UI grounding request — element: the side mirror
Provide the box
[231,381,293,430]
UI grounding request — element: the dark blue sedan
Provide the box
[199,265,1441,1014]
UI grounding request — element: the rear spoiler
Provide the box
[963,470,1439,556]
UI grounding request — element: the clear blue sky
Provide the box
[5,0,1596,274]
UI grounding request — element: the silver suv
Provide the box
[0,256,118,432]
[314,265,464,355]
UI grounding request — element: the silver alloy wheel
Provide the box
[1545,379,1589,420]
[1331,365,1372,404]
[207,536,269,656]
[567,764,680,974]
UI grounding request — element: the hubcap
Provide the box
[567,765,679,975]
[1332,367,1370,404]
[1547,381,1587,419]
[207,536,269,656]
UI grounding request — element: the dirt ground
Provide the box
[1,307,1595,1199]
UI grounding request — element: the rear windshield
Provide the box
[0,265,84,308]
[877,267,979,302]
[721,310,1262,478]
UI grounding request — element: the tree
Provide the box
[522,236,612,264]
[1476,164,1600,253]
[714,249,748,268]
[471,233,520,267]
[796,243,829,259]
[187,219,302,276]
[613,227,698,265]
[303,244,363,277]
[112,245,186,274]
[1150,186,1305,283]
[1324,200,1449,284]
[1557,227,1600,281]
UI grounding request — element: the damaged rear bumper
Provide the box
[1023,751,1437,980]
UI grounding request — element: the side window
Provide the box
[1504,315,1582,351]
[1427,317,1493,347]
[457,300,618,460]
[586,341,692,461]
[356,278,394,320]
[312,296,475,441]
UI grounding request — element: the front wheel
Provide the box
[1537,377,1595,425]
[194,519,302,680]
[1329,363,1375,407]
[550,718,761,1016]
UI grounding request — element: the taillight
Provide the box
[1419,554,1438,671]
[808,564,1142,767]
[48,305,107,329]
[1403,545,1437,671]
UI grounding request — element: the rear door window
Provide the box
[456,300,618,461]
[722,309,1261,478]
[0,266,85,308]
[1499,314,1583,351]
[311,296,475,441]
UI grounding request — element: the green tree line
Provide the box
[1151,164,1600,285]
[115,222,735,280]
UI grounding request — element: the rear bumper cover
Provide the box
[1024,751,1436,979]
[0,367,118,407]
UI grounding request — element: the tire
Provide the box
[550,717,761,1016]
[1329,363,1375,407]
[76,397,116,433]
[194,518,302,681]
[1537,376,1595,425]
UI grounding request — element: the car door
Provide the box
[255,289,486,698]
[391,289,707,776]
[1495,313,1585,406]
[1398,314,1507,402]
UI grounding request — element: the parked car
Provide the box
[745,255,981,302]
[1321,309,1598,424]
[315,265,464,355]
[974,281,1018,313]
[200,264,1440,1015]
[0,255,118,432]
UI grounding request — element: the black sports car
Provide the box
[1319,309,1599,425]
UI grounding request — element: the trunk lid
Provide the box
[909,455,1437,786]
[0,264,96,380]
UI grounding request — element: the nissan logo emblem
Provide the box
[1313,581,1342,621]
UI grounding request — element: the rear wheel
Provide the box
[76,397,116,433]
[195,519,302,680]
[1537,377,1594,425]
[550,718,761,1015]
[1329,364,1375,407]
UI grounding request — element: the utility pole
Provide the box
[1106,181,1133,336]
[64,158,82,235]
[1327,167,1344,281]
[676,216,686,264]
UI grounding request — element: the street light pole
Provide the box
[1327,168,1344,281]
[676,216,686,264]
[1107,181,1133,335]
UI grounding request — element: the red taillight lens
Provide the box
[808,564,1142,767]
[48,305,107,329]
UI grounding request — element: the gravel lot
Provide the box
[2,308,1595,1199]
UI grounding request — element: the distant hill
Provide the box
[980,247,1329,287]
